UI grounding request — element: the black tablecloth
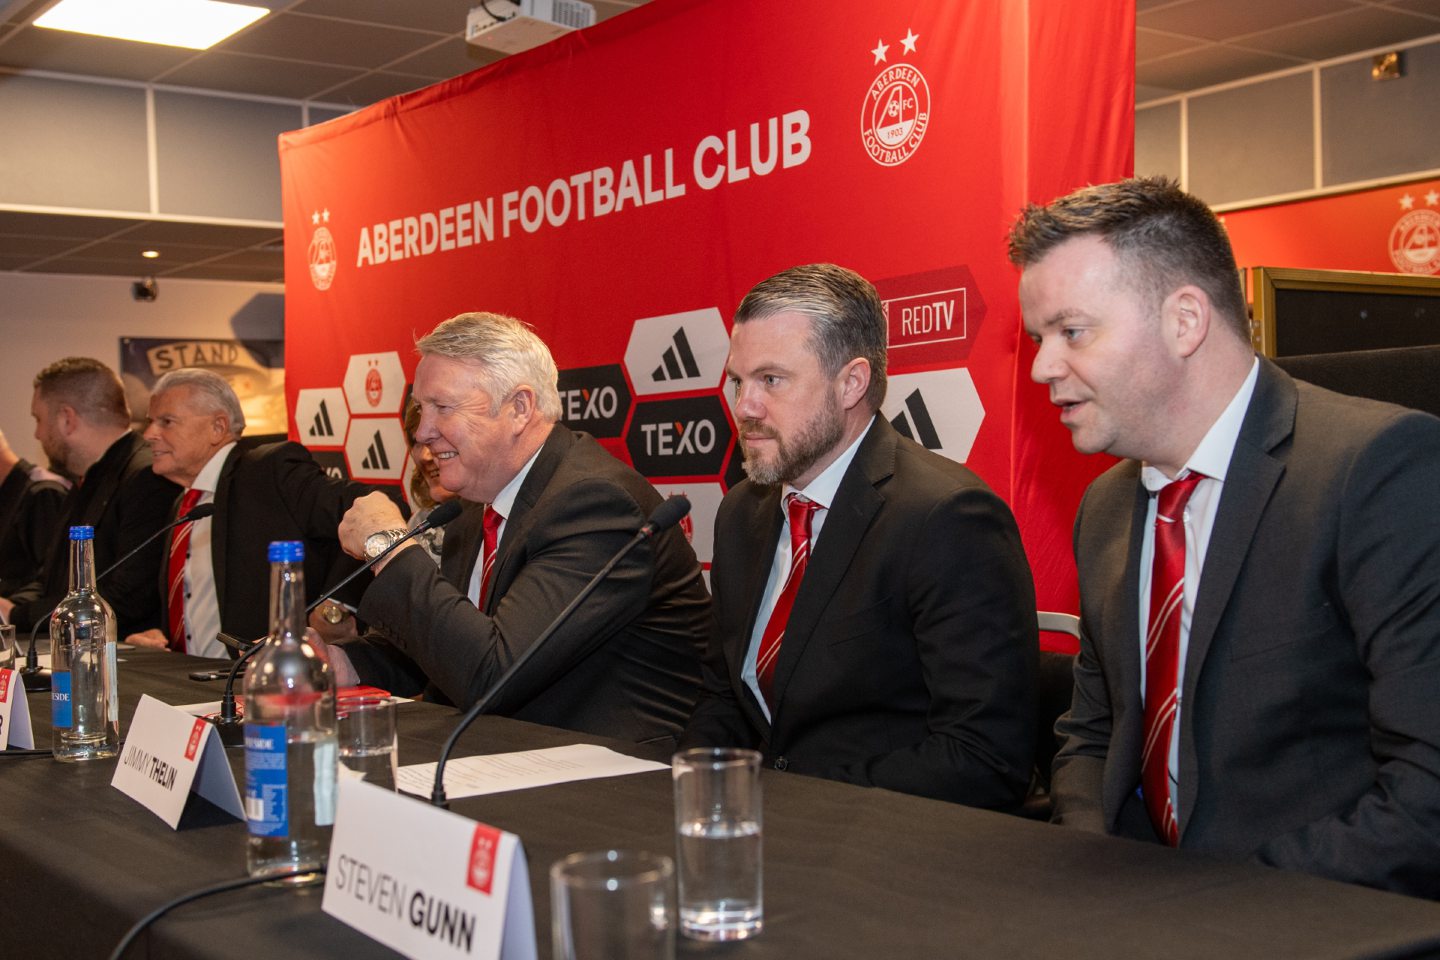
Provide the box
[5,649,1440,959]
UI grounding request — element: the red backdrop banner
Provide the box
[1225,176,1440,280]
[279,0,1135,649]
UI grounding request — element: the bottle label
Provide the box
[51,672,72,729]
[314,738,337,827]
[244,722,288,837]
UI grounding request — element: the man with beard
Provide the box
[680,263,1039,808]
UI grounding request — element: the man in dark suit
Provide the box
[123,368,370,656]
[0,358,180,637]
[330,312,709,744]
[680,264,1038,808]
[0,427,68,600]
[1010,176,1440,897]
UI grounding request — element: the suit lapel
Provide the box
[1176,361,1292,828]
[484,426,571,614]
[209,447,241,616]
[726,486,785,733]
[768,421,889,720]
[1101,469,1150,819]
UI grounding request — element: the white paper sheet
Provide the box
[396,743,667,799]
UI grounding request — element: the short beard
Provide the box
[740,394,844,487]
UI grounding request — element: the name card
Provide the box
[111,694,245,828]
[0,668,36,749]
[324,777,537,960]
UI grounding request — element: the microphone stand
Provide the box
[204,500,465,746]
[430,495,691,808]
[18,504,218,693]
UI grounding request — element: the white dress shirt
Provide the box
[1137,359,1258,818]
[180,442,235,659]
[467,446,543,605]
[742,416,875,722]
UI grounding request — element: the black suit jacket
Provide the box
[1052,359,1440,898]
[342,427,709,745]
[682,418,1039,808]
[157,441,371,645]
[0,460,67,596]
[7,432,179,636]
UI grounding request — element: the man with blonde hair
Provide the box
[334,312,709,744]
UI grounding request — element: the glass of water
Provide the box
[551,849,675,960]
[336,696,397,790]
[0,624,16,670]
[671,747,762,941]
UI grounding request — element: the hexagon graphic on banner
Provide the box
[623,308,729,397]
[650,482,724,565]
[343,352,406,415]
[345,416,407,482]
[295,387,349,448]
[880,368,985,463]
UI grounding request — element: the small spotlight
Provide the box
[132,277,158,302]
[141,249,160,259]
[1372,51,1402,81]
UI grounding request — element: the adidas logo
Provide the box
[308,399,336,439]
[361,430,391,471]
[651,327,701,382]
[890,389,943,449]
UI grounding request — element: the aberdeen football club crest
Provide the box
[308,208,337,290]
[1389,190,1440,275]
[862,28,930,167]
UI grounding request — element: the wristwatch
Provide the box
[319,601,348,625]
[362,528,409,561]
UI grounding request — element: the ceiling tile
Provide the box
[0,211,140,238]
[163,263,284,281]
[157,50,364,99]
[121,221,283,245]
[0,234,85,257]
[1138,0,1358,42]
[218,12,441,70]
[0,26,195,80]
[1240,7,1440,60]
[1384,0,1440,18]
[19,256,156,275]
[1137,28,1209,61]
[1137,42,1306,90]
[386,36,499,78]
[313,70,445,105]
[292,0,469,34]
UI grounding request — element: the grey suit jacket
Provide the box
[343,426,709,745]
[1052,359,1440,898]
[682,417,1039,808]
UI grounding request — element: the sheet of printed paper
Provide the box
[396,743,666,799]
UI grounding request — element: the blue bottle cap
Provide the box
[268,540,305,562]
[69,525,94,540]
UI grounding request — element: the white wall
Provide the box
[0,272,284,467]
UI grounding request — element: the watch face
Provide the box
[364,532,391,559]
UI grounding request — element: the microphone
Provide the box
[205,500,466,746]
[19,502,219,693]
[429,494,690,807]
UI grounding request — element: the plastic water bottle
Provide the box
[243,541,337,883]
[50,525,119,761]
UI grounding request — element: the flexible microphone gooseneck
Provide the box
[205,500,465,746]
[429,494,691,808]
[19,503,218,693]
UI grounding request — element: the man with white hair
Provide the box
[125,367,369,656]
[333,311,709,744]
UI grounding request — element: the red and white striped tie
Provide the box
[477,505,504,609]
[1142,471,1205,846]
[754,493,819,711]
[166,487,204,652]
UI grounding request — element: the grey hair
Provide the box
[416,312,561,421]
[733,263,888,410]
[152,368,246,438]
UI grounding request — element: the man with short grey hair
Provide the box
[126,367,369,655]
[333,312,709,744]
[680,264,1039,807]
